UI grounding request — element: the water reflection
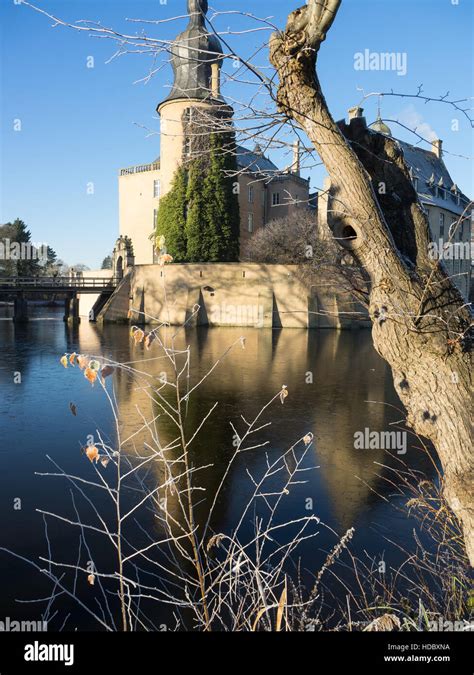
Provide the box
[0,314,436,627]
[94,325,433,538]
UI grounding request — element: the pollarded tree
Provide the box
[270,0,473,563]
[155,166,188,262]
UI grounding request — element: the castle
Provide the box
[112,0,471,302]
[117,0,309,268]
[318,106,471,300]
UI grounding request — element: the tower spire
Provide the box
[158,0,223,108]
[369,96,393,137]
[187,0,208,25]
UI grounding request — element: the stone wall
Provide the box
[97,263,369,329]
[96,273,131,324]
[119,167,160,266]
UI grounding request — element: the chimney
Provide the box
[292,140,301,176]
[348,106,364,121]
[211,63,220,98]
[431,138,443,159]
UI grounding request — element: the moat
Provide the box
[0,307,437,629]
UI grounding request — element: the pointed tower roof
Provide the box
[369,98,392,137]
[369,113,393,137]
[159,0,224,108]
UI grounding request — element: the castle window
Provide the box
[184,137,192,158]
[248,213,254,233]
[248,186,254,204]
[439,212,445,237]
[272,192,281,206]
[153,180,161,199]
[153,209,158,228]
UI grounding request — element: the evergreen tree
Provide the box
[152,125,240,263]
[14,219,41,276]
[154,167,188,262]
[39,246,59,276]
[0,219,41,276]
[185,159,207,262]
[202,132,240,262]
[101,255,113,270]
[0,222,17,277]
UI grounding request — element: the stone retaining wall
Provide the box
[96,263,369,329]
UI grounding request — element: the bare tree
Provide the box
[242,210,370,313]
[269,0,473,563]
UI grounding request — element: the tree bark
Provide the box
[270,0,473,564]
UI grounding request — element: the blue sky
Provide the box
[1,0,472,268]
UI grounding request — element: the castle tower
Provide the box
[157,0,230,195]
[118,0,311,266]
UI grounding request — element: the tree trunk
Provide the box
[270,0,473,564]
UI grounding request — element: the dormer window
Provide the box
[450,185,461,206]
[436,178,445,199]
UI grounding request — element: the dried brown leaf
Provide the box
[85,445,99,464]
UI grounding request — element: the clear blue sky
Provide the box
[1,0,472,269]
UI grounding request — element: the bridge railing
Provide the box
[0,277,120,290]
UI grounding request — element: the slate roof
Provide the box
[150,147,280,176]
[396,140,470,216]
[236,145,279,174]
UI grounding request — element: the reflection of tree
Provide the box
[110,326,435,539]
[303,331,430,530]
[0,323,32,385]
